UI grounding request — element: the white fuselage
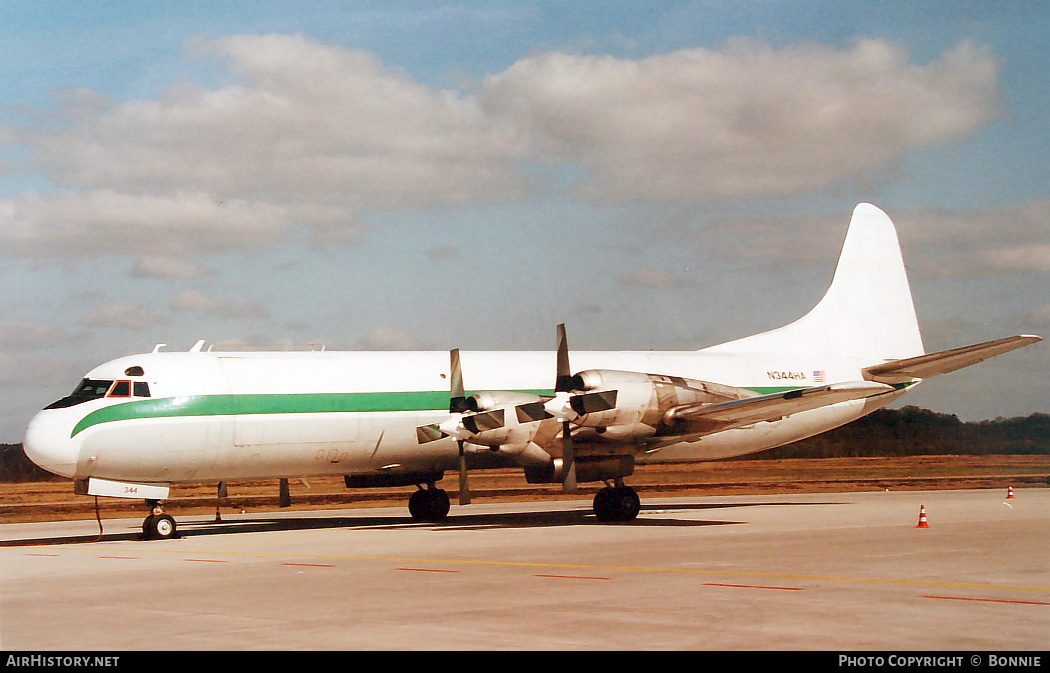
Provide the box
[23,347,906,485]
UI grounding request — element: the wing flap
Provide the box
[863,335,1042,383]
[669,381,895,428]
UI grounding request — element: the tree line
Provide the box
[756,406,1050,460]
[2,406,1048,482]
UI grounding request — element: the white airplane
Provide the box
[23,204,1041,539]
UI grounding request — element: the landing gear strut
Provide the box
[142,499,178,540]
[593,485,640,522]
[408,484,451,523]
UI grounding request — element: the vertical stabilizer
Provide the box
[705,204,925,364]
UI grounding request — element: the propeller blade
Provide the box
[450,348,471,506]
[555,323,574,392]
[570,389,618,416]
[279,478,291,508]
[449,348,468,413]
[458,440,471,505]
[561,420,576,492]
[461,408,505,434]
[416,424,447,444]
[555,324,577,492]
[516,401,553,423]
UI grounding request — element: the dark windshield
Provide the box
[45,379,114,409]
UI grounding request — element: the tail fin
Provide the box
[705,203,925,364]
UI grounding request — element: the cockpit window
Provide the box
[109,381,131,397]
[45,379,114,409]
[75,379,113,398]
[125,366,144,376]
[45,377,153,409]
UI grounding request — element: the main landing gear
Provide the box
[142,500,178,540]
[592,484,641,522]
[405,481,641,523]
[408,484,451,523]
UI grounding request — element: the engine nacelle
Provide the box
[566,369,743,436]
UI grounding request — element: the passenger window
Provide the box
[109,381,131,397]
[134,382,151,397]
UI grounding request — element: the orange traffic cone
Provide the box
[916,504,929,528]
[1006,485,1015,500]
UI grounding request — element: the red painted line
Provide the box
[396,567,459,573]
[26,553,59,557]
[923,595,1050,607]
[184,558,229,563]
[281,562,333,568]
[98,556,137,560]
[703,582,803,591]
[534,574,611,581]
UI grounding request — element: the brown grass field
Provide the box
[3,455,1048,524]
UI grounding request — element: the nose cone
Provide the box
[23,410,80,478]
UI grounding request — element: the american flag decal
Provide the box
[812,370,825,383]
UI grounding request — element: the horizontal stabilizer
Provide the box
[670,381,895,429]
[863,335,1042,383]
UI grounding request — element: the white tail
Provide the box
[705,203,925,364]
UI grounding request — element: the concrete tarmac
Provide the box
[2,488,1047,650]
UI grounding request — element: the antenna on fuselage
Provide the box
[152,344,166,353]
[189,340,205,352]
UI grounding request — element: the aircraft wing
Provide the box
[863,335,1042,383]
[667,380,896,429]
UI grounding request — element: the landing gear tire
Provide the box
[408,488,451,523]
[142,513,178,540]
[593,486,640,522]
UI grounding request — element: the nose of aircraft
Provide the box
[23,410,80,478]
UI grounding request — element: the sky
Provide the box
[1,1,1047,440]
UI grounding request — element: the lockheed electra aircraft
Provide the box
[23,204,1041,539]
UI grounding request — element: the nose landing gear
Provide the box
[142,500,178,540]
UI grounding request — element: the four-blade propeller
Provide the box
[421,323,617,500]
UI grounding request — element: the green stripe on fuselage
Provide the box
[69,390,553,438]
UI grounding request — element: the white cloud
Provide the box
[981,245,1050,273]
[425,244,460,261]
[1032,306,1050,327]
[896,201,1050,276]
[78,302,164,329]
[0,34,1001,265]
[2,34,525,263]
[0,321,76,351]
[619,268,690,288]
[169,288,268,319]
[694,200,1050,279]
[358,327,426,350]
[0,189,296,258]
[130,256,215,279]
[481,39,999,201]
[31,34,527,208]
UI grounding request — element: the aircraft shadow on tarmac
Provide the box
[2,500,844,547]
